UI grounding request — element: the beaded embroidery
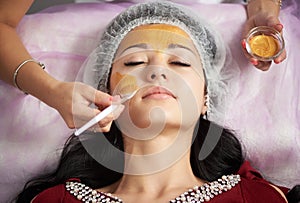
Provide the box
[65,174,241,203]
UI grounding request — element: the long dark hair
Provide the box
[16,117,299,202]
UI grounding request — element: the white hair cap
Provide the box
[83,1,236,125]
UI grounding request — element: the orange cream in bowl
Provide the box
[246,26,284,61]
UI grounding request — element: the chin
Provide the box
[130,104,181,127]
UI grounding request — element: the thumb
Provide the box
[94,90,113,109]
[267,16,283,32]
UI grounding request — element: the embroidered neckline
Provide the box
[65,174,241,203]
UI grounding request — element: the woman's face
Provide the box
[110,24,207,137]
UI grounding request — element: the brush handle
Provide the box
[74,104,119,136]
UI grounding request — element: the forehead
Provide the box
[116,24,198,56]
[133,24,190,37]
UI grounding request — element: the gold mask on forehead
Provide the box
[115,24,197,57]
[133,24,190,38]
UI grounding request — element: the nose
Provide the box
[146,66,168,83]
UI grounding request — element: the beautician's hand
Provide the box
[48,81,119,132]
[242,0,286,71]
[241,14,286,71]
[0,0,123,133]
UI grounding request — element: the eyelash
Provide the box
[124,61,145,66]
[170,61,191,67]
[124,61,191,67]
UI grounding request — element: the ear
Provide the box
[201,94,208,116]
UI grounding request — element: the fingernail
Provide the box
[276,23,283,30]
[274,59,281,64]
[241,39,247,49]
[111,95,121,102]
[250,58,258,66]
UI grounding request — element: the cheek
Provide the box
[128,99,151,128]
[110,72,139,95]
[125,95,180,129]
[185,74,205,113]
[109,71,121,94]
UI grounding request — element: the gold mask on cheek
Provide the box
[110,72,139,95]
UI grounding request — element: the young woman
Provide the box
[16,1,299,203]
[0,0,285,131]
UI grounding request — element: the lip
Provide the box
[142,86,176,99]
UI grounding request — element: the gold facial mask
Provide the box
[249,34,279,58]
[115,24,198,58]
[133,24,190,38]
[111,72,139,95]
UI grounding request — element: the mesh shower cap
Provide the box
[82,1,236,125]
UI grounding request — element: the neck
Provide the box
[117,153,201,194]
[113,127,203,195]
[122,126,194,173]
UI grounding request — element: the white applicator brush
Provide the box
[74,75,139,136]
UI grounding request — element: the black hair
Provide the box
[286,185,300,203]
[16,117,299,203]
[190,117,244,181]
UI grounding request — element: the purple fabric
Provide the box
[0,1,299,202]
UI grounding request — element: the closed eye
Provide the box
[124,61,145,66]
[170,61,191,67]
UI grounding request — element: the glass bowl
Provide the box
[245,26,285,61]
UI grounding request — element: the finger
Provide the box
[241,40,259,67]
[92,120,113,133]
[64,118,76,129]
[94,90,113,108]
[241,39,251,58]
[97,96,122,114]
[273,23,283,32]
[241,39,258,65]
[80,84,113,107]
[93,105,125,131]
[98,115,114,128]
[241,37,274,71]
[274,49,287,64]
[97,105,124,127]
[73,106,101,129]
[253,60,272,71]
[266,16,283,31]
[79,114,112,133]
[99,122,113,133]
[242,19,256,39]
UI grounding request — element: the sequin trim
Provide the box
[65,174,241,203]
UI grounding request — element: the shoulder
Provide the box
[32,178,81,203]
[209,162,288,203]
[236,161,288,202]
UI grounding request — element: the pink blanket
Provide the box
[0,1,299,202]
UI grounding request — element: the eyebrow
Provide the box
[119,43,197,56]
[119,43,149,55]
[168,44,197,56]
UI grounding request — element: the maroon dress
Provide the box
[32,161,289,203]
